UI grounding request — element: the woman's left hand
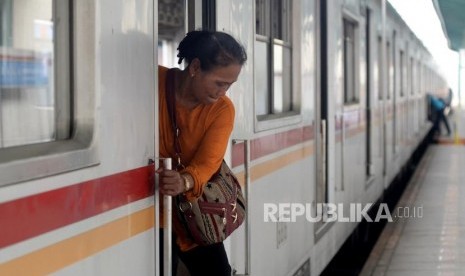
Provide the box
[156,168,185,196]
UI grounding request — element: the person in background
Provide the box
[157,30,247,276]
[429,93,451,137]
[444,88,453,115]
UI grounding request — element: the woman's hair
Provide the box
[177,30,247,71]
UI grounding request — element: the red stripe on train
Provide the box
[0,166,154,249]
[232,125,315,168]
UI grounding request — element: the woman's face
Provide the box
[189,60,242,105]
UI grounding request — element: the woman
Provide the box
[157,30,247,276]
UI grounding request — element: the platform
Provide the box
[360,108,465,276]
[436,106,465,145]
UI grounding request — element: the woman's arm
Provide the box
[182,99,235,199]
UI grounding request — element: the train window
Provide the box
[0,0,69,148]
[343,18,358,104]
[377,36,383,100]
[386,41,391,100]
[419,63,423,94]
[255,0,296,123]
[410,57,414,95]
[417,62,422,95]
[399,50,404,97]
[0,1,98,186]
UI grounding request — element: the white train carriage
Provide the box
[1,1,157,275]
[0,0,447,275]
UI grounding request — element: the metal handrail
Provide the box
[154,158,172,276]
[161,158,172,276]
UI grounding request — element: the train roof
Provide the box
[385,1,428,52]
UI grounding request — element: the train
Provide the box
[0,0,447,275]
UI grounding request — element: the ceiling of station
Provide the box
[433,0,465,51]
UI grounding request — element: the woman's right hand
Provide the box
[156,168,185,196]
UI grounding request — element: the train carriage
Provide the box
[0,0,447,275]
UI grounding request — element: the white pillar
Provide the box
[459,49,463,108]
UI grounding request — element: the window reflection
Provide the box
[255,40,270,116]
[0,0,55,148]
[255,0,293,118]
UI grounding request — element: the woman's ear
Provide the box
[189,58,201,76]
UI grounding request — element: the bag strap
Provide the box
[165,69,184,171]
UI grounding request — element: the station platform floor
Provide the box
[436,106,465,145]
[360,107,465,276]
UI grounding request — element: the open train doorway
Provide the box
[158,0,186,68]
[156,1,216,275]
[157,2,188,275]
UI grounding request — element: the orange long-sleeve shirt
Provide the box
[158,66,235,251]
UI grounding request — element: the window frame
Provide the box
[409,56,414,95]
[0,0,98,187]
[386,40,392,100]
[342,17,359,105]
[377,35,383,101]
[254,0,301,132]
[399,49,404,98]
[341,10,360,107]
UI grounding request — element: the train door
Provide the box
[315,0,329,234]
[384,38,391,184]
[379,29,388,185]
[365,8,374,180]
[392,31,397,156]
[377,0,388,186]
[377,35,385,180]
